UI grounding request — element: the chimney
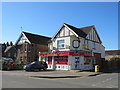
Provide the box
[10,41,13,46]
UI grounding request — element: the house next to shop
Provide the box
[15,31,51,63]
[39,23,105,70]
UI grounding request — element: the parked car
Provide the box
[23,61,48,71]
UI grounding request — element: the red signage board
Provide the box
[39,51,92,56]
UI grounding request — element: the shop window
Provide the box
[57,40,65,48]
[84,57,91,64]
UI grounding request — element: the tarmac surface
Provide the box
[2,70,119,88]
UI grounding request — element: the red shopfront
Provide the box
[39,51,92,70]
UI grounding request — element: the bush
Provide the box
[2,61,9,70]
[13,63,24,70]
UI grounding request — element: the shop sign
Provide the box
[39,52,92,56]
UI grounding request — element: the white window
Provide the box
[92,42,95,49]
[84,40,89,48]
[57,40,65,48]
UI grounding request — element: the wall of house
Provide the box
[16,43,49,63]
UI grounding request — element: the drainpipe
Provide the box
[52,56,55,70]
[38,52,41,62]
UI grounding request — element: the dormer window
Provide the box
[57,40,65,48]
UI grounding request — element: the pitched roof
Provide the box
[64,23,87,38]
[105,50,120,53]
[4,46,16,53]
[79,25,94,34]
[23,32,51,45]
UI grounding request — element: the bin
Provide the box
[95,65,99,72]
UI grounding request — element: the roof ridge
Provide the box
[22,31,51,39]
[64,23,87,38]
[79,25,94,29]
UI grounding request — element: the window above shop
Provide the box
[57,40,65,48]
[92,42,95,49]
[84,40,89,49]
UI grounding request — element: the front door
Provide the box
[75,57,80,70]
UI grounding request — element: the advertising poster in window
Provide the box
[54,56,68,65]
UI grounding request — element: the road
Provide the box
[2,70,119,88]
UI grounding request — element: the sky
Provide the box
[2,2,118,50]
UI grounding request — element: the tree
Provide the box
[110,57,120,61]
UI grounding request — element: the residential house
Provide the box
[4,45,17,60]
[39,23,105,70]
[15,31,51,63]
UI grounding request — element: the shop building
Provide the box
[39,23,105,70]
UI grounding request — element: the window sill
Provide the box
[58,48,65,49]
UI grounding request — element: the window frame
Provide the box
[57,40,65,49]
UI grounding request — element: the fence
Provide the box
[102,60,120,72]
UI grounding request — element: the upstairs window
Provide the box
[28,44,31,52]
[84,40,89,49]
[92,42,95,49]
[57,40,65,48]
[24,44,27,53]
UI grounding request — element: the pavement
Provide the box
[2,70,103,78]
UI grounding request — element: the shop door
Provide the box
[75,57,80,70]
